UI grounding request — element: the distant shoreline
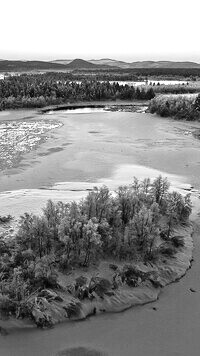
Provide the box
[0,100,149,116]
[39,100,150,113]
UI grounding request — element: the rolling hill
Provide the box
[129,61,200,69]
[0,60,67,72]
[53,58,200,69]
[88,58,130,68]
[0,58,200,72]
[65,58,100,69]
[51,59,72,65]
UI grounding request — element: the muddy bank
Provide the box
[32,223,192,323]
[0,109,37,123]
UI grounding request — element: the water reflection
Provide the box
[47,108,106,115]
[109,80,188,86]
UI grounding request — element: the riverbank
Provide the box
[35,223,192,322]
[39,100,149,114]
[45,222,193,322]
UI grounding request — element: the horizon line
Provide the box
[0,57,200,64]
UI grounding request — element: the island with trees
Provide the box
[0,176,193,329]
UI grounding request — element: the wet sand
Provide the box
[1,108,200,355]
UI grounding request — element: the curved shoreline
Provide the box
[50,224,194,323]
[39,100,149,113]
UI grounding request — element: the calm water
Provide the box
[1,109,200,356]
[109,80,188,86]
[72,80,188,87]
[47,108,106,115]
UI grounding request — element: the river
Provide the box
[0,107,200,355]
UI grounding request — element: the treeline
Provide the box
[149,93,200,120]
[152,83,200,95]
[70,71,140,81]
[75,67,200,79]
[0,177,192,324]
[0,74,155,110]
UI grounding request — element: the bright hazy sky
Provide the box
[1,0,199,62]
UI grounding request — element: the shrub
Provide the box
[159,243,176,257]
[171,235,185,248]
[75,276,88,288]
[120,265,151,287]
[0,215,13,224]
[89,277,112,297]
[63,301,82,319]
[0,294,16,316]
[33,257,58,289]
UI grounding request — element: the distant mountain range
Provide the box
[52,58,200,69]
[0,60,66,72]
[0,58,200,72]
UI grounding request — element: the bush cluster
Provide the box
[149,93,200,120]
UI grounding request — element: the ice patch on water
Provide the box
[0,119,63,169]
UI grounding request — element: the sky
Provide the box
[0,0,200,62]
